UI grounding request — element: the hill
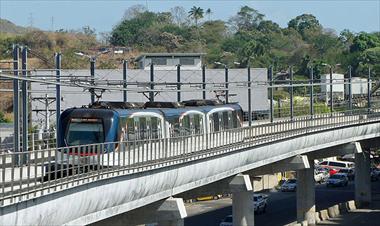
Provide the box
[0,19,29,34]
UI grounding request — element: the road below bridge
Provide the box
[185,180,380,226]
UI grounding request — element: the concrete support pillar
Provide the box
[296,159,315,225]
[229,174,255,226]
[355,150,371,208]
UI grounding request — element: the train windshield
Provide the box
[66,118,104,145]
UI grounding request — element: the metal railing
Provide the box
[1,109,380,206]
[0,131,57,153]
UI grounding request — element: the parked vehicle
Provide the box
[318,160,354,170]
[338,168,355,180]
[253,194,268,214]
[314,169,329,183]
[219,215,233,226]
[196,195,222,201]
[280,179,297,192]
[329,168,339,176]
[326,173,348,187]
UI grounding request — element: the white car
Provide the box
[253,194,268,214]
[326,173,348,187]
[281,179,297,192]
[314,168,329,183]
[219,215,233,226]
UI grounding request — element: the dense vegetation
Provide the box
[0,5,379,77]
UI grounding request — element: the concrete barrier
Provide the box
[301,220,308,226]
[327,205,340,218]
[314,211,321,223]
[347,200,356,210]
[320,209,329,221]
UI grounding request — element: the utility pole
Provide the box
[269,66,274,123]
[90,58,95,104]
[309,67,314,117]
[55,53,61,140]
[13,45,20,156]
[21,47,28,161]
[123,60,128,102]
[289,67,294,120]
[177,64,181,102]
[224,65,229,104]
[202,65,206,100]
[248,66,252,126]
[149,63,154,102]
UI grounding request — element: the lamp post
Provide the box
[214,61,229,103]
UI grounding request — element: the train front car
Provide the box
[49,107,119,178]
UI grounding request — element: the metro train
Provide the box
[57,99,243,153]
[42,100,243,179]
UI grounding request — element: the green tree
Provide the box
[288,14,322,39]
[188,6,204,26]
[229,6,264,31]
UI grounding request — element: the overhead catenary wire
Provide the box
[0,72,377,93]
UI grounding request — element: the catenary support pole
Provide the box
[123,60,127,102]
[289,66,294,120]
[225,65,229,104]
[13,45,20,156]
[55,53,61,142]
[348,66,353,112]
[90,58,95,104]
[269,66,274,123]
[309,67,314,117]
[329,66,333,116]
[367,67,371,112]
[248,66,252,126]
[202,65,206,100]
[150,63,154,102]
[21,47,28,161]
[177,64,181,102]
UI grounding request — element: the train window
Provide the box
[181,115,191,136]
[193,114,203,134]
[232,111,238,128]
[228,111,233,129]
[126,118,135,140]
[151,117,161,139]
[213,113,220,132]
[66,118,104,145]
[138,117,147,140]
[223,112,229,130]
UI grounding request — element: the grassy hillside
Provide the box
[0,19,29,34]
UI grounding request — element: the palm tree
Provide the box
[188,6,204,26]
[205,8,212,21]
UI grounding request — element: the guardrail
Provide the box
[1,110,380,206]
[0,131,57,153]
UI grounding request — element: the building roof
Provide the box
[135,52,206,61]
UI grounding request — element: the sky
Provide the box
[1,0,379,34]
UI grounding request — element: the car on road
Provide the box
[253,194,268,214]
[338,168,355,180]
[280,179,297,192]
[219,215,233,226]
[314,169,329,183]
[326,173,348,187]
[318,160,355,170]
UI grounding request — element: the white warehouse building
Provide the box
[320,73,345,101]
[345,77,370,97]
